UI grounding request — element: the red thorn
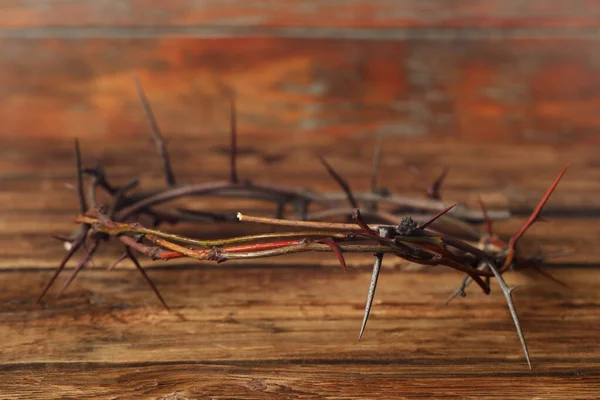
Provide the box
[419,204,457,230]
[477,196,494,237]
[315,237,347,271]
[502,164,569,272]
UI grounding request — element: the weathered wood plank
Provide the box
[1,0,599,29]
[1,363,599,399]
[2,38,600,143]
[2,267,598,364]
[0,265,598,398]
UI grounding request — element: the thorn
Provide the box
[132,73,176,187]
[444,287,466,305]
[74,139,87,214]
[444,275,472,306]
[409,165,449,200]
[359,253,384,340]
[37,228,88,303]
[502,164,569,273]
[419,204,457,230]
[478,196,494,237]
[125,247,170,312]
[108,251,128,271]
[319,156,358,209]
[57,241,99,298]
[315,237,347,271]
[487,261,532,369]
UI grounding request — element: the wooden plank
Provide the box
[2,37,600,143]
[0,266,598,398]
[1,363,599,399]
[3,267,599,364]
[1,0,599,29]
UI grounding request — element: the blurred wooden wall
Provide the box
[1,1,600,144]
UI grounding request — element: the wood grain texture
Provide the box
[2,2,600,397]
[2,0,600,29]
[0,266,598,399]
[2,37,600,143]
[1,135,599,398]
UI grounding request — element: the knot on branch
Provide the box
[149,247,163,261]
[207,246,226,263]
[395,217,418,236]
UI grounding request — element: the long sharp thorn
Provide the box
[359,253,384,340]
[502,164,569,272]
[419,204,457,230]
[132,74,176,186]
[478,196,494,237]
[57,241,99,298]
[37,230,87,303]
[319,156,358,209]
[74,139,87,214]
[487,261,532,369]
[230,95,239,184]
[125,247,170,311]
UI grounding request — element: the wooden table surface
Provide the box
[2,1,600,398]
[1,134,599,399]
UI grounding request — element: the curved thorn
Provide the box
[315,237,347,271]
